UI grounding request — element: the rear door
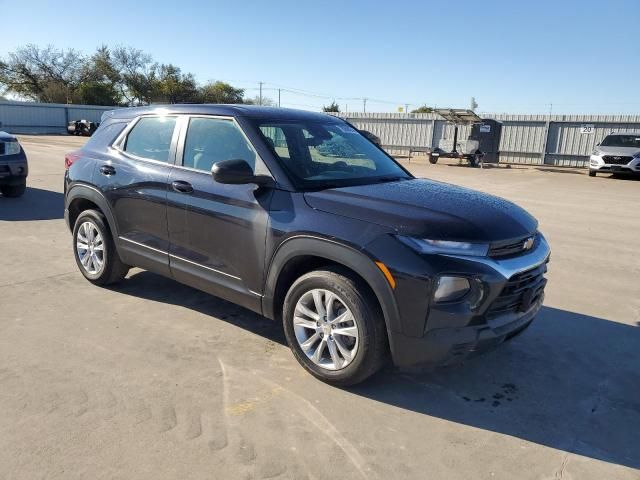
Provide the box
[167,115,273,312]
[95,115,180,276]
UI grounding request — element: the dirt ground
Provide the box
[0,136,638,479]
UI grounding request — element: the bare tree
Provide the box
[0,44,85,102]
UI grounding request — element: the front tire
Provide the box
[1,182,26,197]
[72,209,129,286]
[428,154,438,164]
[283,268,387,386]
[589,170,597,177]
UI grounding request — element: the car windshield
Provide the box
[600,134,640,148]
[254,120,411,189]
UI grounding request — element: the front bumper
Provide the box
[589,155,640,174]
[368,233,551,368]
[0,155,28,185]
[389,295,542,367]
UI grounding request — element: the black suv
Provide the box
[0,130,28,197]
[64,105,550,385]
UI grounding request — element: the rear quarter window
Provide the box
[83,121,129,150]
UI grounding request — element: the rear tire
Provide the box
[72,209,129,286]
[1,182,26,197]
[283,267,387,386]
[589,170,596,177]
[428,154,438,164]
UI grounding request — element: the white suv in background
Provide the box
[589,133,640,177]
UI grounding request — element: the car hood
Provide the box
[597,146,640,156]
[304,179,538,242]
[0,131,16,141]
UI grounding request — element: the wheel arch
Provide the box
[262,236,401,340]
[66,184,118,238]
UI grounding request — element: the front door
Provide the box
[167,116,273,312]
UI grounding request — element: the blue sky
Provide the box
[1,0,639,113]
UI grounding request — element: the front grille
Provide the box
[486,261,548,319]
[602,155,633,165]
[489,235,536,258]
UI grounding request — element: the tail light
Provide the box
[65,151,81,169]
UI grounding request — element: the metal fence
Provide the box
[2,101,640,167]
[0,101,113,135]
[334,112,640,167]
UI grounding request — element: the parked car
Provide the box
[64,105,550,385]
[67,119,99,136]
[589,133,640,177]
[0,129,28,197]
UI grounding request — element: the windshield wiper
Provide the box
[374,176,408,183]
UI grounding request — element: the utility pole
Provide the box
[259,81,264,106]
[363,98,367,113]
[548,102,553,117]
[405,103,409,114]
[278,88,281,107]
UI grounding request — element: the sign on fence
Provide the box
[580,124,595,134]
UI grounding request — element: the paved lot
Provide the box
[1,136,639,480]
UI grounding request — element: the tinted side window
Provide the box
[124,116,177,162]
[183,117,256,172]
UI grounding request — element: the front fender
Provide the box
[262,235,402,340]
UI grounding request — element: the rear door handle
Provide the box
[171,180,194,194]
[99,165,116,176]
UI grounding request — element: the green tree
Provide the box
[153,64,198,104]
[111,46,157,105]
[198,81,245,104]
[77,46,122,105]
[411,105,433,113]
[322,101,340,112]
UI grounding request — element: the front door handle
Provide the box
[99,165,116,176]
[171,180,194,194]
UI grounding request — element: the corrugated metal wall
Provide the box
[337,112,640,167]
[0,101,113,134]
[2,102,640,167]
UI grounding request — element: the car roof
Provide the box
[102,104,342,123]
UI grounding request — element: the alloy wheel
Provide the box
[293,288,359,370]
[76,221,105,275]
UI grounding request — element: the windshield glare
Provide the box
[256,120,410,188]
[600,134,640,148]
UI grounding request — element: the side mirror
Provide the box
[211,159,272,186]
[596,142,600,146]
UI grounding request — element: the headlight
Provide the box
[592,149,603,156]
[4,141,20,155]
[434,276,470,302]
[398,236,489,257]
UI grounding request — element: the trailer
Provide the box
[426,109,502,167]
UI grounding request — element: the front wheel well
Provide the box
[271,255,385,329]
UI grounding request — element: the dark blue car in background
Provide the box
[0,128,28,197]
